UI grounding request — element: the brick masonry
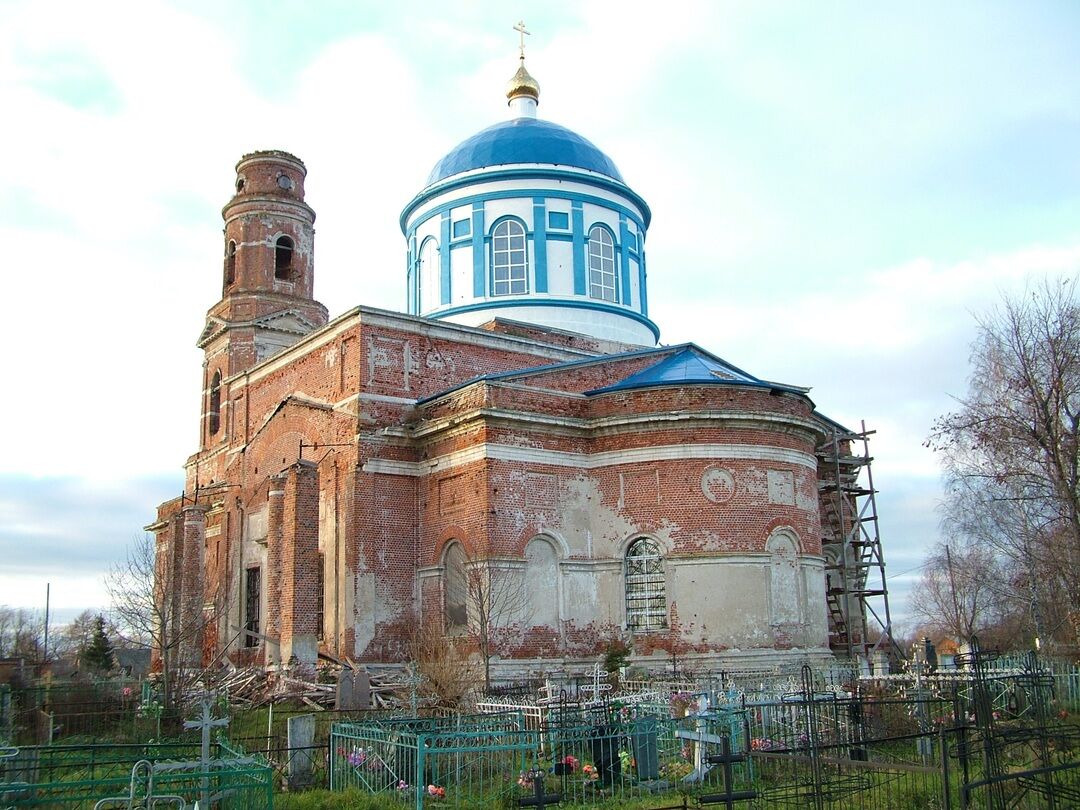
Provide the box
[151,152,850,676]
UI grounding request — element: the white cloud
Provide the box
[1,2,1079,623]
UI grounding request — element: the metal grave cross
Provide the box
[675,724,729,782]
[183,693,229,809]
[673,693,713,778]
[518,769,562,809]
[700,737,758,808]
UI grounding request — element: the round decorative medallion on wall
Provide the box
[701,466,735,503]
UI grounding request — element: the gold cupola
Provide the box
[506,58,540,104]
[507,21,540,118]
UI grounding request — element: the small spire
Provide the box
[506,21,540,117]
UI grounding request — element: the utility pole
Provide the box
[944,546,964,643]
[43,583,50,663]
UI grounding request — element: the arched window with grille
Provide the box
[274,235,295,281]
[625,537,666,631]
[588,225,616,302]
[491,219,528,296]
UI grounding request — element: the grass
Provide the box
[273,789,696,810]
[275,789,404,809]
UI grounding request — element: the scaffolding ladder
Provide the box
[817,421,898,663]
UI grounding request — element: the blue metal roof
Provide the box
[425,117,625,186]
[584,346,807,396]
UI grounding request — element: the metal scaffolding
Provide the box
[817,421,898,663]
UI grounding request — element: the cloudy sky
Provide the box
[2,1,1078,629]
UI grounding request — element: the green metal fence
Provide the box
[329,708,743,808]
[0,740,274,808]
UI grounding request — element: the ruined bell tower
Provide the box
[196,151,329,449]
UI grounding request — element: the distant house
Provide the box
[114,648,151,679]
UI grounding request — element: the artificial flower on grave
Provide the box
[670,691,696,717]
[397,780,409,791]
[427,784,446,799]
[346,747,367,768]
[561,755,579,773]
[581,763,598,780]
[750,737,780,752]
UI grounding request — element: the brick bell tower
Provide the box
[197,151,329,448]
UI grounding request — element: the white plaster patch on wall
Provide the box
[795,469,817,512]
[767,533,801,626]
[246,507,268,543]
[559,473,674,559]
[767,469,795,505]
[743,469,767,499]
[364,444,816,477]
[502,434,545,449]
[525,538,560,628]
[701,466,735,503]
[352,570,375,657]
[699,531,723,553]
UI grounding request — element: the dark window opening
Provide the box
[244,567,261,647]
[236,176,245,193]
[224,240,236,288]
[316,552,325,640]
[208,371,221,435]
[274,235,295,281]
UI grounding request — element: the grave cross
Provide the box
[675,724,728,782]
[183,692,229,809]
[700,737,758,808]
[673,693,711,778]
[581,663,611,702]
[518,769,562,809]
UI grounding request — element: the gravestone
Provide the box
[630,716,660,780]
[355,669,371,708]
[335,668,372,710]
[287,713,316,789]
[589,724,620,786]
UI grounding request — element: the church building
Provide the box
[149,48,884,678]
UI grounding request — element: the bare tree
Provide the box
[930,277,1080,649]
[444,545,529,692]
[909,539,1008,644]
[106,534,226,710]
[0,606,44,660]
[407,619,480,710]
[53,609,101,660]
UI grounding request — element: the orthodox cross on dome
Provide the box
[506,20,540,114]
[513,20,530,59]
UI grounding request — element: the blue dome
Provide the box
[425,117,624,186]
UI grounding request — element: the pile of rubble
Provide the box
[209,664,407,710]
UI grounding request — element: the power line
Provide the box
[886,560,931,581]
